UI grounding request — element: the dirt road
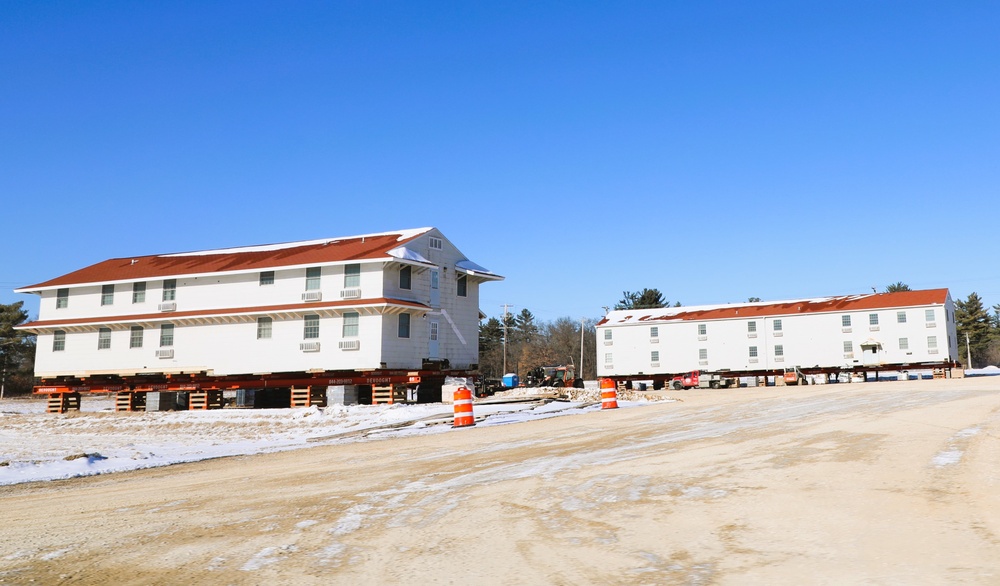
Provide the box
[2,378,1000,585]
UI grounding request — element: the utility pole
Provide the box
[580,318,586,381]
[966,332,972,371]
[501,304,513,375]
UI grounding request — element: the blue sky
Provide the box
[3,1,998,323]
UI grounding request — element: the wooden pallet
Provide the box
[372,384,408,405]
[115,392,147,412]
[189,390,224,410]
[46,392,81,414]
[290,386,328,408]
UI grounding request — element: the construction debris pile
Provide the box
[490,386,674,403]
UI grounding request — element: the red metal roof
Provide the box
[596,289,950,326]
[18,229,432,291]
[17,297,431,331]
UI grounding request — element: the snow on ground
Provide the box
[0,390,672,486]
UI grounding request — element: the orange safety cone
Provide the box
[600,378,619,410]
[452,386,476,428]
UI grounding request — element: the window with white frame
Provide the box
[651,350,659,363]
[56,288,69,309]
[457,274,467,297]
[747,321,757,333]
[773,319,783,332]
[699,348,708,361]
[306,267,321,291]
[650,326,659,338]
[260,271,275,286]
[342,312,359,337]
[927,336,938,349]
[398,313,411,338]
[53,330,66,352]
[430,321,439,341]
[844,341,853,354]
[869,313,879,326]
[925,309,935,322]
[749,346,758,358]
[698,323,707,336]
[842,315,851,327]
[257,317,272,339]
[430,270,439,290]
[101,284,114,306]
[605,352,613,365]
[399,266,411,290]
[132,282,146,303]
[344,264,360,288]
[304,315,320,339]
[162,279,176,301]
[774,344,784,357]
[899,337,909,350]
[129,326,143,349]
[604,329,612,340]
[98,328,111,350]
[429,237,443,250]
[160,324,174,347]
[897,311,907,323]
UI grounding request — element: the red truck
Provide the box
[670,370,735,390]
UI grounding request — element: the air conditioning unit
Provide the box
[650,362,660,368]
[698,360,709,366]
[650,338,659,344]
[841,327,852,333]
[158,302,176,312]
[156,349,174,359]
[926,322,937,328]
[774,356,784,362]
[340,289,362,299]
[604,341,613,346]
[299,341,321,352]
[697,335,708,341]
[747,333,757,338]
[339,340,360,351]
[749,358,759,364]
[928,348,939,354]
[869,325,880,331]
[843,353,854,359]
[302,291,323,302]
[773,331,783,337]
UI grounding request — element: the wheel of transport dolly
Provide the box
[672,381,683,390]
[710,380,720,389]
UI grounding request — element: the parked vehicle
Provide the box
[783,366,806,385]
[671,370,735,390]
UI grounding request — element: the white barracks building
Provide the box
[596,289,959,381]
[16,228,501,400]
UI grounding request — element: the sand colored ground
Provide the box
[2,377,999,585]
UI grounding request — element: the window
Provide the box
[747,321,757,333]
[162,279,176,301]
[899,337,909,350]
[604,329,612,340]
[430,321,439,341]
[130,326,143,348]
[260,271,275,286]
[897,311,907,324]
[773,319,783,331]
[749,346,758,358]
[650,326,659,338]
[399,266,411,290]
[306,267,321,290]
[304,315,320,339]
[257,317,272,339]
[398,313,411,338]
[698,323,707,336]
[699,348,708,361]
[927,336,938,349]
[429,237,443,250]
[101,284,114,306]
[342,312,359,337]
[925,309,935,322]
[430,270,439,290]
[344,264,360,288]
[457,274,467,297]
[774,344,784,357]
[651,350,660,362]
[132,282,146,303]
[56,288,69,309]
[844,341,853,353]
[98,328,111,350]
[605,352,613,365]
[869,313,879,326]
[842,315,852,327]
[53,330,66,352]
[159,324,174,347]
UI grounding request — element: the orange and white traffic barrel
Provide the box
[600,378,619,410]
[452,386,476,427]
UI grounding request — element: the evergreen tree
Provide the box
[615,288,669,310]
[0,302,35,396]
[885,282,911,293]
[955,292,991,367]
